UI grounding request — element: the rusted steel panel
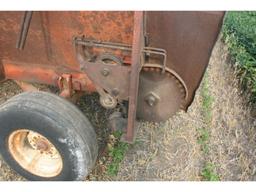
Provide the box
[0,11,134,71]
[146,11,224,108]
[3,61,96,92]
[0,11,224,114]
[16,11,33,50]
[0,12,49,65]
[43,11,134,69]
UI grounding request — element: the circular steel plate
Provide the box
[137,67,186,122]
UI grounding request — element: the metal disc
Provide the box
[136,68,185,122]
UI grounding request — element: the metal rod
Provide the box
[124,11,144,143]
[16,11,33,50]
[75,38,167,53]
[75,38,167,66]
[75,38,132,51]
[0,60,5,81]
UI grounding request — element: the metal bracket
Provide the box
[74,38,167,72]
[74,44,167,102]
[74,12,166,143]
[57,74,84,103]
[57,74,73,98]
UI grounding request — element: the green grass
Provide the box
[198,74,212,154]
[201,74,214,123]
[199,75,220,181]
[106,131,129,176]
[197,128,209,154]
[201,163,220,181]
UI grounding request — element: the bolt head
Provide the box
[144,92,160,107]
[101,68,110,76]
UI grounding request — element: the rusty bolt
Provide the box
[146,95,156,106]
[101,68,110,76]
[145,92,160,107]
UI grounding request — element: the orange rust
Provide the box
[3,61,96,93]
[58,74,72,98]
[59,89,71,98]
[0,11,134,76]
[0,11,224,111]
[0,11,134,94]
[0,60,4,81]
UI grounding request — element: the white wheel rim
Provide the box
[8,129,63,178]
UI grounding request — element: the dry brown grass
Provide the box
[115,39,256,181]
[206,40,256,181]
[115,91,204,181]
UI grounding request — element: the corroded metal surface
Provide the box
[0,11,134,70]
[0,11,224,140]
[3,61,96,92]
[0,60,4,81]
[137,66,186,122]
[146,11,225,109]
[16,11,33,50]
[125,11,144,143]
[8,129,63,178]
[0,11,224,105]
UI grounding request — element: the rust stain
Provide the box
[0,11,224,111]
[0,60,4,81]
[146,11,224,108]
[3,60,96,92]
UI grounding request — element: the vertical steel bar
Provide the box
[16,11,33,50]
[124,11,144,143]
[0,60,4,81]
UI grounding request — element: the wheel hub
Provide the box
[35,139,49,151]
[8,129,63,178]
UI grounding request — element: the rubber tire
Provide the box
[0,91,98,181]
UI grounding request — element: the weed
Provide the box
[106,131,129,176]
[198,74,212,154]
[198,75,220,181]
[197,128,209,154]
[201,163,220,181]
[201,74,214,123]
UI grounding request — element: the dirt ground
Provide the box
[0,40,256,181]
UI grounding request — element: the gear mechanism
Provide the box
[136,65,186,122]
